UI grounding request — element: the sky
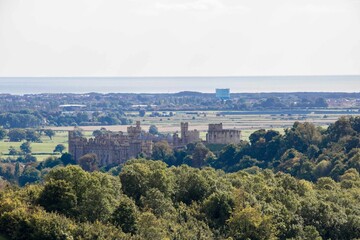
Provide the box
[0,0,359,77]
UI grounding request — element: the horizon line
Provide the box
[0,74,359,78]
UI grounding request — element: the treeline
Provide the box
[0,128,55,142]
[0,111,131,128]
[0,154,75,187]
[1,161,360,239]
[1,92,358,114]
[152,116,360,182]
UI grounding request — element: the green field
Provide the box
[0,111,342,162]
[0,131,68,162]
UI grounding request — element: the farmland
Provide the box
[1,111,359,162]
[48,111,354,139]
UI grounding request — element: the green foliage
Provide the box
[60,153,76,166]
[151,141,173,162]
[78,153,98,172]
[18,166,41,186]
[25,129,41,142]
[38,179,77,215]
[43,129,55,140]
[53,144,65,153]
[228,206,275,240]
[43,165,122,222]
[202,191,235,228]
[1,123,360,240]
[7,129,26,142]
[20,141,31,154]
[0,128,7,140]
[173,165,211,204]
[120,159,172,203]
[148,124,158,135]
[111,196,138,234]
[0,112,43,128]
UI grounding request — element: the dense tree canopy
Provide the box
[1,116,360,239]
[0,161,359,239]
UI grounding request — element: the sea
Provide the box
[0,76,359,94]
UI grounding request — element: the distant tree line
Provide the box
[1,92,357,115]
[0,128,55,142]
[0,111,131,128]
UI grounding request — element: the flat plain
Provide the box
[1,111,358,161]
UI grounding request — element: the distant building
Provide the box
[216,88,230,100]
[206,123,241,145]
[173,122,200,147]
[69,121,153,166]
[69,121,241,167]
[59,104,86,111]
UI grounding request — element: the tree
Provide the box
[38,179,77,215]
[18,166,41,186]
[25,129,41,142]
[0,128,6,140]
[173,165,211,204]
[53,144,66,153]
[202,192,235,228]
[8,146,19,155]
[191,143,213,168]
[139,109,146,117]
[140,188,174,217]
[152,141,173,161]
[45,165,122,222]
[60,153,76,166]
[44,129,55,140]
[111,197,138,234]
[93,129,107,137]
[228,207,275,240]
[149,125,159,135]
[120,160,173,203]
[18,154,37,163]
[78,153,99,172]
[7,129,26,142]
[284,122,322,153]
[20,141,32,154]
[314,98,328,107]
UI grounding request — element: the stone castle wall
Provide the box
[69,121,152,166]
[69,121,241,167]
[206,123,241,144]
[173,122,200,147]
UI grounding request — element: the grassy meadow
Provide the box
[0,111,343,162]
[0,131,68,162]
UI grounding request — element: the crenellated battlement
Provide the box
[206,124,241,145]
[68,122,152,166]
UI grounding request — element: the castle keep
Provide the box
[206,123,241,144]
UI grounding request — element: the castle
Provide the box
[173,122,200,147]
[69,121,153,166]
[206,123,241,144]
[69,121,241,166]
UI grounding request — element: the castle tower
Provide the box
[180,122,189,144]
[128,121,142,139]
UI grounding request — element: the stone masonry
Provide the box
[69,121,152,166]
[206,123,241,144]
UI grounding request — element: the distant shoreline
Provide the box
[0,75,359,94]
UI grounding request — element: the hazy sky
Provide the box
[0,0,359,77]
